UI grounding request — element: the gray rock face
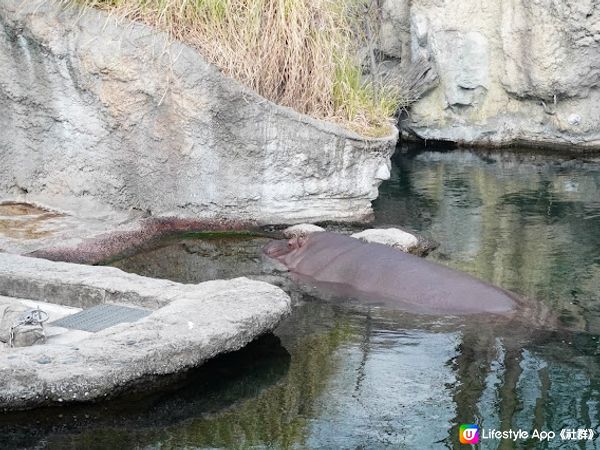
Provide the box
[0,253,291,411]
[381,0,600,149]
[0,0,397,225]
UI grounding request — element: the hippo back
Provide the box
[287,232,517,315]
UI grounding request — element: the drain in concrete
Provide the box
[50,304,151,332]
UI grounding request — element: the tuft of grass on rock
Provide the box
[68,0,409,137]
[332,58,403,137]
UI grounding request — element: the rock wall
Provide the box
[0,0,397,226]
[381,0,600,150]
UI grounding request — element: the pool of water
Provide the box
[2,148,600,449]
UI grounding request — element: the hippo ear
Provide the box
[287,235,308,250]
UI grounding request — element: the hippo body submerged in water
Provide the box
[263,232,519,316]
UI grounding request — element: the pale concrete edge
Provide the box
[0,253,292,411]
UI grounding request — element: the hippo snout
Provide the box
[262,239,292,259]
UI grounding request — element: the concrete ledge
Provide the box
[0,253,291,411]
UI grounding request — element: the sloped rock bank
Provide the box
[0,0,396,225]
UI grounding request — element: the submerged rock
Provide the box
[352,227,438,256]
[0,253,291,412]
[352,228,418,252]
[282,224,438,256]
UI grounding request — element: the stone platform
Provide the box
[0,253,291,411]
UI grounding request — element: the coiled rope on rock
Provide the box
[9,307,49,348]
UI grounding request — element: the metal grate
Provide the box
[50,304,151,332]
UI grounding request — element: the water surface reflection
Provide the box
[2,148,600,449]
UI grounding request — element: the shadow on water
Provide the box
[0,333,291,449]
[3,146,600,449]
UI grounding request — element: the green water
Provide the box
[376,149,600,332]
[2,148,600,449]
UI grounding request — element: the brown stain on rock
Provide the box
[28,217,260,265]
[0,202,64,240]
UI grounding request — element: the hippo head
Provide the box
[262,236,306,261]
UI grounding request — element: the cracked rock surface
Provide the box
[380,0,600,149]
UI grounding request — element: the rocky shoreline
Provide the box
[0,253,291,412]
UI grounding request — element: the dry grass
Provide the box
[69,0,408,137]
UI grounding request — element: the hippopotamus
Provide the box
[263,232,519,315]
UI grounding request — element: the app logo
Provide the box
[460,424,479,444]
